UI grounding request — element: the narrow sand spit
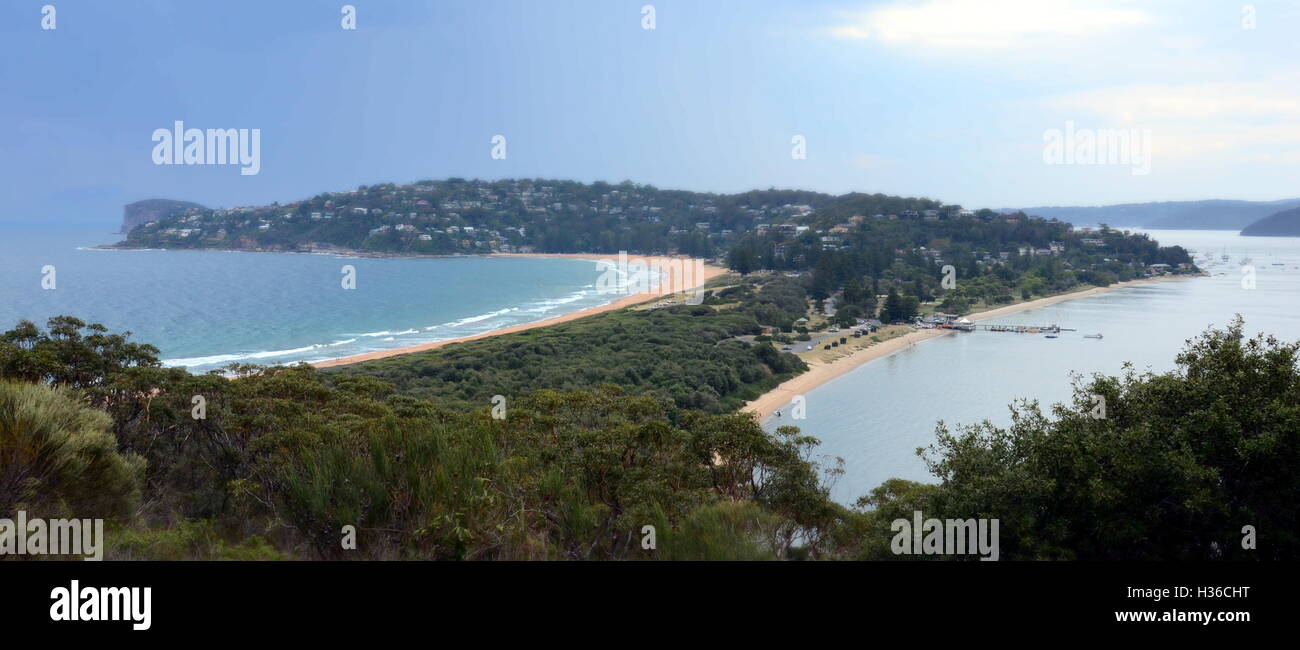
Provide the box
[314,254,727,368]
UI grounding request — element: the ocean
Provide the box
[764,229,1300,505]
[0,223,626,373]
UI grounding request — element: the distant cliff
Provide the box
[1011,199,1300,230]
[1241,206,1300,237]
[121,199,207,233]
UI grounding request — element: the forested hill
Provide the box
[109,178,947,257]
[112,178,1197,303]
[726,216,1195,321]
[1241,205,1300,237]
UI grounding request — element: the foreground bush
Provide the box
[0,380,144,520]
[852,316,1300,560]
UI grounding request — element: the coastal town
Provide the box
[117,180,1196,290]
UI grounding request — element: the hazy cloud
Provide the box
[1040,82,1300,122]
[828,0,1152,49]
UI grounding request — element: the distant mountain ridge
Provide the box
[1009,199,1300,230]
[120,199,207,233]
[1242,205,1300,237]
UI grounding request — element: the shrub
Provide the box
[0,381,144,520]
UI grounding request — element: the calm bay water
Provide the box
[0,223,622,373]
[766,230,1300,505]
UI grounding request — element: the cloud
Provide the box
[829,0,1153,49]
[1034,81,1300,166]
[851,154,893,170]
[1039,82,1300,123]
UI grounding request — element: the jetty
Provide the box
[917,314,1077,334]
[977,323,1076,333]
[927,321,1076,333]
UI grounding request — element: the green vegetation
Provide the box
[835,317,1300,560]
[0,380,144,521]
[116,179,840,257]
[729,210,1195,322]
[1,315,839,560]
[331,277,809,412]
[4,311,1295,560]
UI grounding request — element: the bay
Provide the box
[0,223,620,373]
[766,229,1300,504]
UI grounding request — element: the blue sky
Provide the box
[3,0,1300,225]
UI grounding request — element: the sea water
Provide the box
[0,223,627,373]
[766,230,1300,504]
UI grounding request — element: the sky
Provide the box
[2,0,1299,225]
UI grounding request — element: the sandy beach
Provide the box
[742,274,1199,420]
[314,254,727,368]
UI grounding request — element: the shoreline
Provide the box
[313,254,727,368]
[742,274,1200,421]
[91,243,528,260]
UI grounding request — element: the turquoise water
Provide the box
[0,224,625,373]
[766,230,1300,504]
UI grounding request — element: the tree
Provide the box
[881,289,903,323]
[0,316,161,406]
[835,305,864,328]
[939,294,970,314]
[842,278,866,306]
[728,246,757,275]
[883,317,1300,560]
[898,296,920,321]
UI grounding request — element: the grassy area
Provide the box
[797,325,914,365]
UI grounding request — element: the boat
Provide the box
[1045,334,1059,339]
[1084,333,1103,339]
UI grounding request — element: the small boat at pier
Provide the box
[1084,333,1103,339]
